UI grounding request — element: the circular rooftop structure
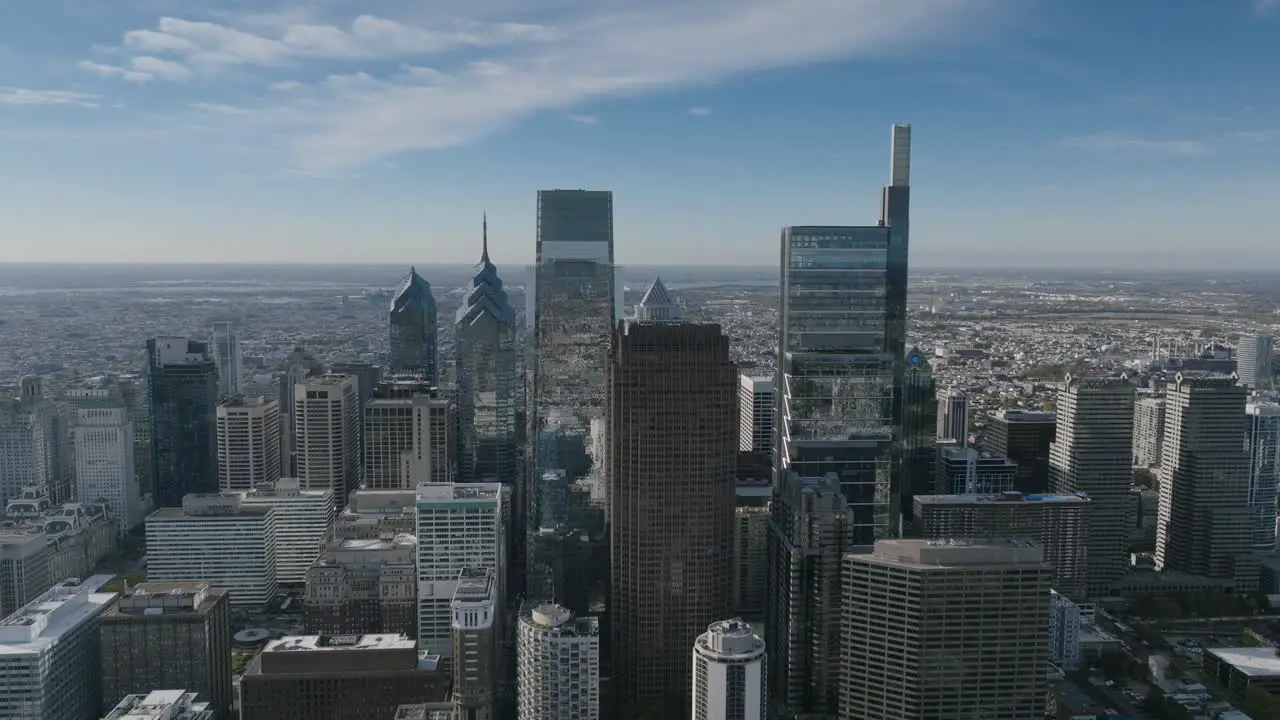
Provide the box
[234,627,271,645]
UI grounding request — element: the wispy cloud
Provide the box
[0,88,100,107]
[1255,0,1280,16]
[687,106,712,117]
[79,56,191,83]
[567,113,598,125]
[85,0,999,169]
[1059,132,1207,156]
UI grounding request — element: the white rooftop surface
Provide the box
[1208,646,1280,677]
[0,574,116,654]
[104,689,206,719]
[264,633,416,652]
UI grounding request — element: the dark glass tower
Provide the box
[984,410,1057,494]
[146,337,219,508]
[608,283,737,719]
[389,267,438,383]
[456,216,518,486]
[899,345,936,520]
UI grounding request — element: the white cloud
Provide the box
[568,113,598,124]
[1060,132,1206,156]
[1256,0,1280,15]
[270,80,305,91]
[78,57,191,83]
[0,88,99,107]
[191,102,252,115]
[687,106,712,117]
[95,0,999,168]
[79,60,153,83]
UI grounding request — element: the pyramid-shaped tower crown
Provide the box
[635,277,679,322]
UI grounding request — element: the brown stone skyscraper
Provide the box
[608,279,737,719]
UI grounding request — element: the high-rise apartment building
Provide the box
[451,567,499,720]
[738,374,774,455]
[416,483,506,664]
[0,379,57,506]
[216,395,281,491]
[74,405,143,535]
[240,634,448,720]
[98,581,233,716]
[935,445,1018,495]
[1237,333,1274,390]
[1157,374,1254,582]
[733,505,769,618]
[102,690,213,720]
[146,493,279,607]
[936,389,970,446]
[1048,376,1134,596]
[912,491,1090,600]
[0,575,116,720]
[984,410,1057,494]
[1246,402,1280,550]
[0,530,50,618]
[765,472,852,719]
[295,374,361,505]
[390,267,440,383]
[210,321,243,399]
[242,479,334,586]
[516,603,600,720]
[692,619,766,720]
[839,539,1051,720]
[608,286,738,717]
[1132,396,1166,468]
[456,218,518,487]
[528,189,616,602]
[900,346,937,520]
[777,125,911,548]
[147,338,219,508]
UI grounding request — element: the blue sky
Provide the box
[1,0,1278,268]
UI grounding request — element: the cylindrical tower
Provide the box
[516,603,600,720]
[692,618,765,720]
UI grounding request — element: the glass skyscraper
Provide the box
[775,124,911,549]
[1245,402,1280,550]
[527,189,615,603]
[389,267,439,383]
[456,217,518,486]
[147,337,219,508]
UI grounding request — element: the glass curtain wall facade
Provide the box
[899,345,936,519]
[389,268,439,383]
[527,190,615,605]
[147,338,219,508]
[1244,403,1279,550]
[456,219,518,486]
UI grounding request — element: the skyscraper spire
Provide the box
[481,212,490,264]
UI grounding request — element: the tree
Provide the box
[1241,685,1280,719]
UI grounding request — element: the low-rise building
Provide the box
[100,690,213,720]
[1204,646,1280,698]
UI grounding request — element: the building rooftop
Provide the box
[916,491,1091,506]
[696,618,765,659]
[994,410,1056,423]
[864,538,1046,568]
[416,483,501,503]
[109,581,224,616]
[0,575,115,653]
[148,493,274,520]
[452,568,494,603]
[263,633,417,653]
[1206,647,1280,678]
[102,689,211,720]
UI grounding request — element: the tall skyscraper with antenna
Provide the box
[456,215,517,487]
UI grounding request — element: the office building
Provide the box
[527,189,616,601]
[839,539,1051,720]
[900,346,937,520]
[146,493,278,607]
[1048,590,1082,670]
[0,575,116,720]
[147,338,219,508]
[935,445,1018,495]
[912,491,1090,600]
[936,389,970,446]
[1246,402,1280,550]
[99,582,233,716]
[334,488,417,537]
[416,483,506,663]
[242,479,335,586]
[101,690,213,720]
[294,374,361,505]
[1132,396,1165,469]
[365,379,452,490]
[1048,376,1134,596]
[692,618,766,720]
[765,472,852,719]
[608,286,738,716]
[393,704,456,720]
[0,529,50,618]
[984,410,1057,494]
[516,604,600,720]
[216,395,281,491]
[451,567,499,720]
[777,125,911,549]
[63,375,152,506]
[75,405,143,536]
[4,492,118,584]
[456,217,518,487]
[210,321,242,399]
[305,531,416,638]
[1157,374,1254,582]
[733,505,769,617]
[330,360,381,414]
[1237,333,1274,390]
[240,634,448,720]
[738,374,774,455]
[0,379,57,506]
[390,267,439,384]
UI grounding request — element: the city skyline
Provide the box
[2,1,1279,267]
